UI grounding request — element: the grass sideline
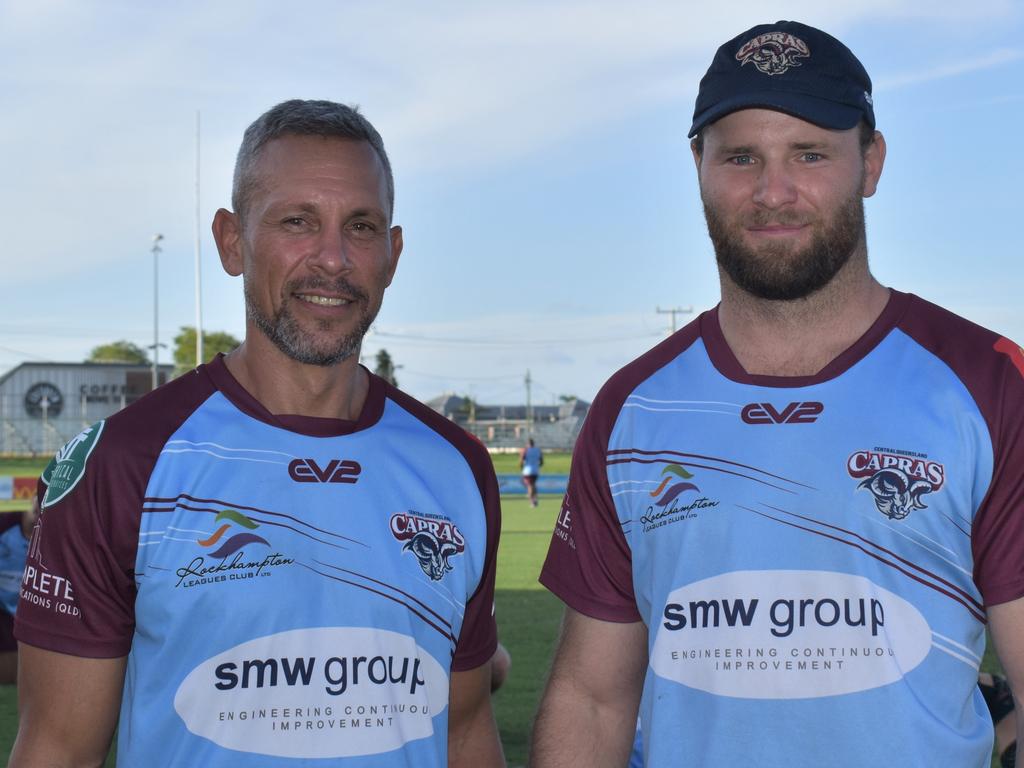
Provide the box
[0,453,1005,766]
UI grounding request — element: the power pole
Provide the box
[151,234,164,390]
[656,305,693,335]
[525,369,533,438]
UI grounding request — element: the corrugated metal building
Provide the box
[0,362,172,456]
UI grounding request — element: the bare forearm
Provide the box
[448,664,505,768]
[448,709,504,768]
[9,738,109,768]
[531,678,638,768]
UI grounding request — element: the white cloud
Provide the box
[876,48,1024,91]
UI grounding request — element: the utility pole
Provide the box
[656,305,693,335]
[194,110,204,367]
[151,234,164,390]
[525,369,533,438]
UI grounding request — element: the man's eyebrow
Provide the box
[716,144,754,155]
[790,141,831,151]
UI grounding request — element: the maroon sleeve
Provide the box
[971,338,1024,605]
[15,369,216,657]
[539,404,640,622]
[383,383,500,671]
[539,318,705,623]
[15,424,143,657]
[451,456,500,671]
[897,295,1024,606]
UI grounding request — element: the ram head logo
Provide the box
[859,468,933,520]
[403,531,459,581]
[736,33,810,76]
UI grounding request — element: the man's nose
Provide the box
[308,228,353,273]
[752,162,798,209]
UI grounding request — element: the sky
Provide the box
[2,0,1022,405]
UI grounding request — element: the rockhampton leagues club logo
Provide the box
[390,512,465,582]
[847,449,946,520]
[641,464,719,533]
[176,509,292,588]
[735,30,810,76]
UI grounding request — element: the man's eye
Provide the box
[282,217,307,227]
[802,152,822,162]
[348,221,377,235]
[728,155,755,166]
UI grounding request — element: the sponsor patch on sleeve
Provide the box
[41,421,105,509]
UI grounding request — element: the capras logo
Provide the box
[848,449,945,521]
[741,402,823,425]
[390,513,465,550]
[288,459,361,484]
[847,451,944,489]
[391,512,466,582]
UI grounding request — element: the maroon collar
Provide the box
[700,289,911,387]
[202,353,386,436]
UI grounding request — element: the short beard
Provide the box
[703,193,866,301]
[244,276,377,367]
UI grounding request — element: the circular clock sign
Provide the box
[24,382,64,419]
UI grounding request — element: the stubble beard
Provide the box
[702,192,867,302]
[244,276,379,367]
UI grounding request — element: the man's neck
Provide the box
[717,258,890,377]
[223,334,368,421]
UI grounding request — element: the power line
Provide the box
[370,329,661,347]
[0,344,51,361]
[395,368,522,382]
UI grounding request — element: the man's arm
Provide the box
[531,607,647,767]
[9,644,125,767]
[988,597,1024,756]
[447,661,504,767]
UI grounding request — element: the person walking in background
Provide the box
[0,499,35,685]
[520,438,543,508]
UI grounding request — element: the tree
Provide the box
[173,327,242,374]
[373,348,399,386]
[88,340,149,365]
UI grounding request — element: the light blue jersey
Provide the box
[542,292,1024,767]
[18,356,500,766]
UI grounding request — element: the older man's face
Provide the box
[223,135,402,366]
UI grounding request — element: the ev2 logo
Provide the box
[288,459,362,484]
[740,402,823,425]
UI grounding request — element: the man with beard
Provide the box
[532,21,1024,768]
[10,100,504,768]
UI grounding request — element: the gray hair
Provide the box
[232,99,394,220]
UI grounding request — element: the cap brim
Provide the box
[688,91,865,138]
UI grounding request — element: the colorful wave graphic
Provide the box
[198,509,269,558]
[650,464,699,506]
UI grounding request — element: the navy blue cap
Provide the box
[689,20,874,138]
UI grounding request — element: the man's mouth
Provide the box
[294,293,353,307]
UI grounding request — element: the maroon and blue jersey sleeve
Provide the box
[16,371,215,657]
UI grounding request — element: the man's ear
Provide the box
[212,208,244,276]
[384,225,404,288]
[690,138,703,174]
[862,131,886,198]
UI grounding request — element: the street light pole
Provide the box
[151,234,164,390]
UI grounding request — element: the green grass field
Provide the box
[0,453,1005,766]
[0,458,46,514]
